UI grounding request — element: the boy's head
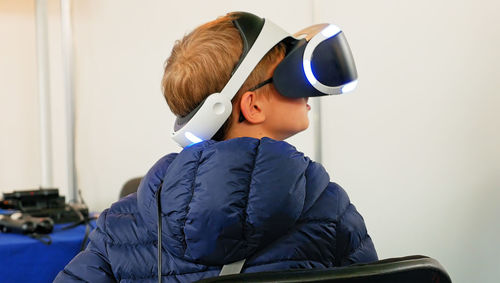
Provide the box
[162,12,310,142]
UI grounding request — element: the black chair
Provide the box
[119,177,142,199]
[196,255,451,283]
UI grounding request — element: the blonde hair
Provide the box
[162,12,285,140]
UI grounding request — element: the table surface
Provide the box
[0,209,96,283]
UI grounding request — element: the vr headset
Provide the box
[172,12,358,148]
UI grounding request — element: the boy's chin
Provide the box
[298,121,310,133]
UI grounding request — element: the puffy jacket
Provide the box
[55,137,377,282]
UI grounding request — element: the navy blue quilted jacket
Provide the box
[55,138,377,282]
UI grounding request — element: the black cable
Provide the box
[156,185,164,283]
[29,233,52,245]
[78,189,86,206]
[60,220,83,230]
[80,221,91,251]
[76,189,91,251]
[60,204,86,230]
[70,203,85,222]
[60,204,97,251]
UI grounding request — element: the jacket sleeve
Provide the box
[332,183,378,266]
[54,210,117,283]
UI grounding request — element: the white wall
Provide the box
[316,1,500,282]
[0,0,67,192]
[1,1,499,282]
[1,1,39,189]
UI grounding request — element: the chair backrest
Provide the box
[196,255,451,283]
[119,177,142,199]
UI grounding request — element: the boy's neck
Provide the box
[225,124,278,141]
[224,122,290,141]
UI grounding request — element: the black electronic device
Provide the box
[1,188,88,223]
[28,203,89,223]
[1,188,64,210]
[0,212,54,234]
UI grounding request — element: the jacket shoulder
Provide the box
[300,181,350,222]
[323,183,378,265]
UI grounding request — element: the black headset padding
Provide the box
[173,99,206,131]
[231,12,265,74]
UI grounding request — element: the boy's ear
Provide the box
[239,91,266,124]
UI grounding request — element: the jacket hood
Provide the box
[137,137,330,266]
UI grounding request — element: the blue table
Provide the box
[0,209,95,283]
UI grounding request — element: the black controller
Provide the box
[0,213,54,234]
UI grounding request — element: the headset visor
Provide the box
[273,24,358,98]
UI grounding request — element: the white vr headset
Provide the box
[171,12,358,148]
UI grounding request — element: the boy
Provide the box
[55,12,377,282]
